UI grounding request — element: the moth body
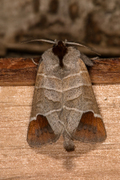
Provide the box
[27,40,106,151]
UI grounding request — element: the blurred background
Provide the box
[0,0,120,57]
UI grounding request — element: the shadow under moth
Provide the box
[27,39,107,151]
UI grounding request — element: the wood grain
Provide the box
[0,85,120,180]
[0,57,120,85]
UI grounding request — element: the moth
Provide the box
[27,39,107,151]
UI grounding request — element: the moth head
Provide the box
[52,40,68,68]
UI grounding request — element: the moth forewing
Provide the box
[27,40,107,151]
[71,58,106,142]
[27,59,63,147]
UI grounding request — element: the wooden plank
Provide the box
[0,85,120,180]
[0,57,120,85]
[0,57,38,86]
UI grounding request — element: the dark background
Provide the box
[0,0,120,57]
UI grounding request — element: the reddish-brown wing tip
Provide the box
[27,115,59,147]
[73,111,107,142]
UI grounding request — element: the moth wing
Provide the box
[80,53,93,66]
[72,111,107,142]
[27,58,62,147]
[27,114,59,147]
